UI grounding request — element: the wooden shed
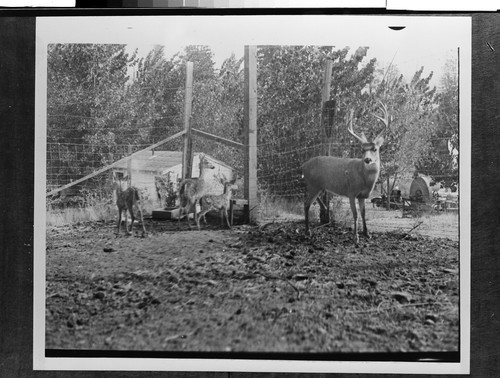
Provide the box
[113,151,233,207]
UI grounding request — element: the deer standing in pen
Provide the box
[196,179,238,230]
[112,172,146,236]
[177,154,217,229]
[302,103,389,244]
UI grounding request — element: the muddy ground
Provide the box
[45,211,460,355]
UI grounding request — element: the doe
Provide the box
[302,103,388,244]
[177,154,216,229]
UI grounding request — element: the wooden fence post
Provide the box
[182,61,194,179]
[320,60,334,224]
[244,46,258,223]
[127,144,133,185]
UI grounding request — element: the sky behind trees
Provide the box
[38,15,469,89]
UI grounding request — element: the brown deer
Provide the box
[196,180,238,230]
[177,154,216,229]
[112,172,146,236]
[302,103,388,244]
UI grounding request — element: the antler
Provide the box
[373,101,389,128]
[347,109,368,144]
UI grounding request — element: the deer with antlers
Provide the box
[302,103,389,244]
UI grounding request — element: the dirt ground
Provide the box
[45,209,460,355]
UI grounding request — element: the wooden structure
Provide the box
[179,46,256,223]
[46,130,186,198]
[46,47,259,225]
[181,61,194,180]
[243,45,258,223]
[112,151,233,208]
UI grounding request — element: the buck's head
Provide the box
[347,103,388,168]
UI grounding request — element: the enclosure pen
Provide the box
[41,37,462,368]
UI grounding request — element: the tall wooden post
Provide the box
[244,46,258,223]
[182,61,194,179]
[127,144,133,186]
[320,60,334,224]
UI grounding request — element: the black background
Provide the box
[0,10,498,377]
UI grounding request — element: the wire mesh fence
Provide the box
[45,43,459,237]
[255,106,459,232]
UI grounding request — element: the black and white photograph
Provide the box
[33,15,471,373]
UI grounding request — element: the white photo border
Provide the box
[34,14,471,374]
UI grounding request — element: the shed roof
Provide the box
[113,151,232,174]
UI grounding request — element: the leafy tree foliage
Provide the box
[48,44,130,144]
[256,46,376,196]
[47,43,458,201]
[415,55,459,185]
[372,66,438,193]
[47,44,134,187]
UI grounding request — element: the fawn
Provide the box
[177,154,217,229]
[112,172,146,236]
[197,180,238,230]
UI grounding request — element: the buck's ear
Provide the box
[373,135,384,147]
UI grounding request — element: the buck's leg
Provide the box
[304,190,320,236]
[349,196,359,244]
[358,197,369,238]
[317,191,331,225]
[316,191,327,213]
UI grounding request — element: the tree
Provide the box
[124,45,179,147]
[256,46,376,197]
[415,53,459,185]
[47,44,135,188]
[163,46,245,171]
[371,66,439,203]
